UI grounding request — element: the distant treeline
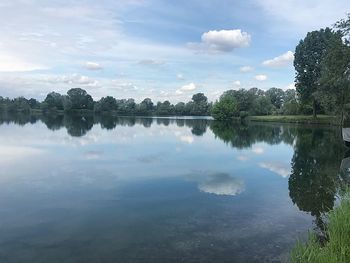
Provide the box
[0,89,212,116]
[0,86,301,117]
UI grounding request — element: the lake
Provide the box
[0,114,348,263]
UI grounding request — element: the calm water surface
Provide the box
[0,115,348,263]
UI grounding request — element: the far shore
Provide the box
[248,115,338,125]
[2,109,341,126]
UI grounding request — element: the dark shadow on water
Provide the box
[210,121,298,148]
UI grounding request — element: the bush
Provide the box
[212,96,238,120]
[239,111,249,119]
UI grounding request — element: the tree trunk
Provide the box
[341,87,345,126]
[313,99,317,119]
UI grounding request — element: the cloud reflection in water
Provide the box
[188,172,245,196]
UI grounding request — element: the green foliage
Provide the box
[265,87,285,109]
[319,29,350,120]
[335,13,350,42]
[138,98,154,115]
[222,89,255,114]
[174,102,186,115]
[211,95,238,120]
[0,90,213,116]
[190,93,210,115]
[95,96,118,112]
[67,88,94,110]
[156,100,174,115]
[239,111,249,119]
[62,95,73,112]
[282,89,299,115]
[249,115,336,124]
[294,28,338,117]
[8,97,31,113]
[44,92,64,111]
[28,98,40,109]
[291,191,350,263]
[252,96,275,115]
[282,100,299,115]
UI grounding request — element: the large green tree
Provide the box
[252,96,275,115]
[282,89,299,115]
[211,95,238,120]
[95,96,118,112]
[66,88,94,110]
[43,92,64,111]
[265,87,285,109]
[319,32,350,120]
[190,93,209,115]
[294,28,337,118]
[138,98,154,115]
[174,102,186,115]
[222,89,255,114]
[318,15,350,123]
[156,100,174,115]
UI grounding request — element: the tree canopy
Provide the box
[294,28,340,118]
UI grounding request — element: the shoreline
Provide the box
[248,115,339,125]
[1,110,341,125]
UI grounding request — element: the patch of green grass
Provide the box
[290,191,350,263]
[248,115,338,125]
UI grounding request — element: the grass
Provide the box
[290,190,350,263]
[248,115,338,125]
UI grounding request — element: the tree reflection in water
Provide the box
[288,127,344,244]
[1,112,349,240]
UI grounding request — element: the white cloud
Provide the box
[173,130,194,144]
[233,80,241,88]
[0,145,45,163]
[237,155,249,161]
[259,162,290,178]
[252,146,264,154]
[177,73,184,80]
[176,82,197,94]
[240,66,254,73]
[180,135,194,144]
[43,73,98,87]
[138,59,165,66]
[84,61,103,70]
[115,82,138,91]
[198,173,245,196]
[255,74,267,81]
[285,83,295,90]
[188,29,251,53]
[262,51,294,67]
[0,51,47,72]
[84,150,103,160]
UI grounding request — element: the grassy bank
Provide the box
[291,191,350,263]
[248,115,338,125]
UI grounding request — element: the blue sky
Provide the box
[0,0,349,102]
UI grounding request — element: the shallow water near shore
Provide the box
[0,115,347,263]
